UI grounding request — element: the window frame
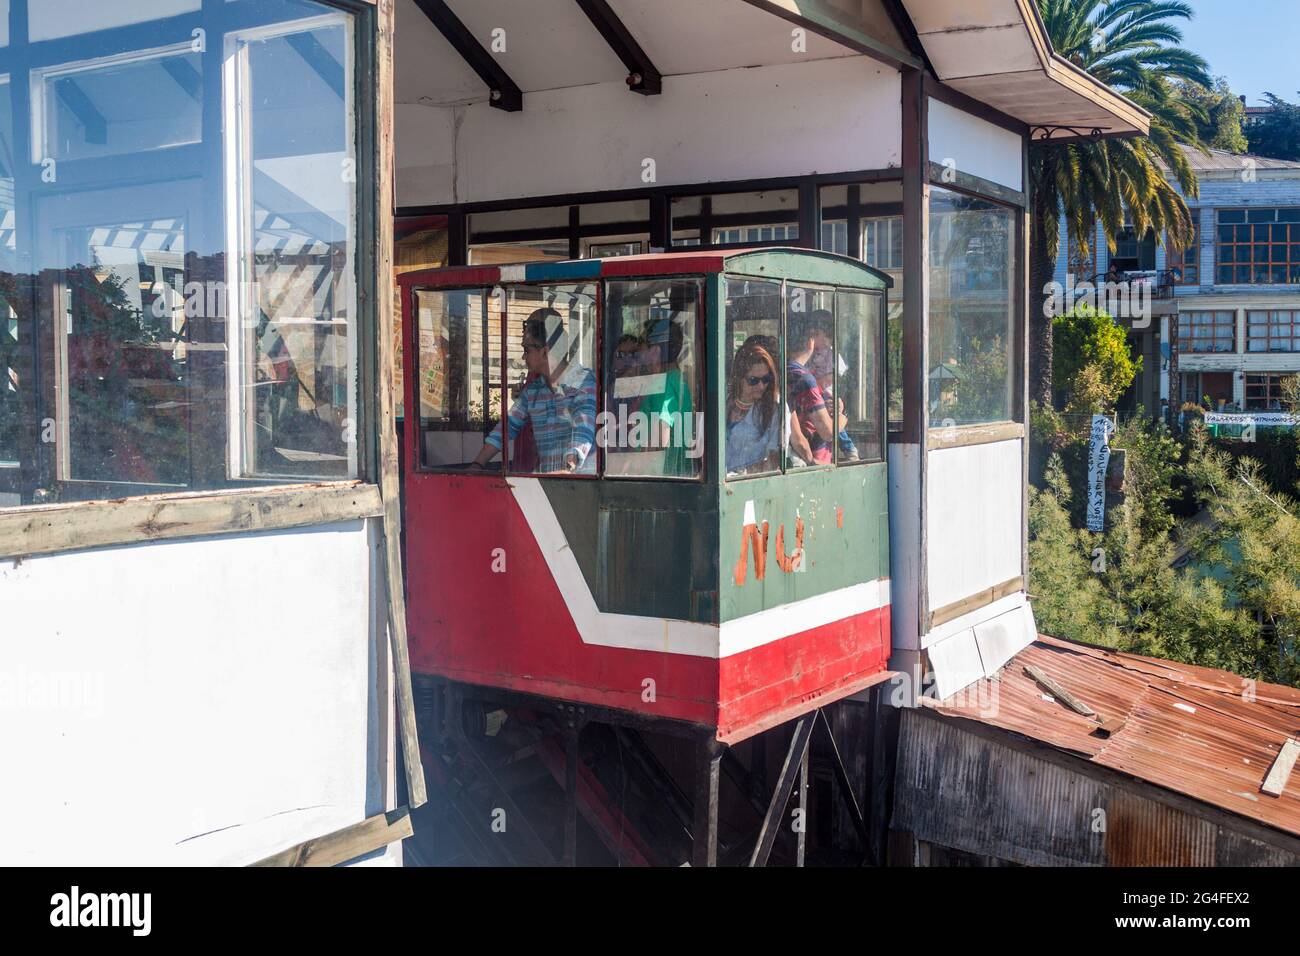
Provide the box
[783,278,837,474]
[1246,310,1300,353]
[722,274,887,483]
[600,274,708,483]
[1244,372,1293,410]
[924,181,1023,436]
[1215,208,1300,286]
[1167,218,1201,286]
[500,280,602,481]
[1178,310,1236,354]
[411,275,712,483]
[0,0,385,558]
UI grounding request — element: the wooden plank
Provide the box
[1094,716,1127,736]
[927,421,1025,451]
[252,807,413,867]
[0,482,383,559]
[372,0,427,810]
[925,162,1026,208]
[927,575,1024,629]
[1261,739,1300,797]
[1024,664,1096,717]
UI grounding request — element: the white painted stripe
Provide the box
[499,265,526,282]
[509,477,718,657]
[718,579,889,657]
[509,477,890,660]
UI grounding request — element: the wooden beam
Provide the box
[1261,739,1299,797]
[926,162,1026,209]
[410,0,522,111]
[740,0,923,71]
[375,0,428,809]
[927,421,1025,451]
[54,78,106,145]
[574,0,661,95]
[1024,664,1096,717]
[0,481,384,560]
[927,576,1024,629]
[252,807,413,867]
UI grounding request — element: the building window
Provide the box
[714,224,797,245]
[1178,311,1235,353]
[1110,223,1156,273]
[468,201,651,265]
[862,217,903,271]
[1245,373,1295,410]
[1167,220,1200,285]
[1,0,369,510]
[928,188,1017,426]
[671,189,799,248]
[1247,310,1300,352]
[1215,208,1300,285]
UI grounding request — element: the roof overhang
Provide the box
[899,0,1150,142]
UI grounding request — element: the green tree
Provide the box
[1246,93,1300,161]
[1175,76,1248,153]
[1029,415,1300,686]
[1052,304,1142,412]
[1029,0,1211,406]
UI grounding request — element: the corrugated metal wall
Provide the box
[893,710,1300,867]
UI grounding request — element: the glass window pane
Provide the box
[469,239,568,264]
[603,278,703,479]
[835,289,882,463]
[2,0,364,510]
[415,288,499,469]
[495,283,597,476]
[231,18,356,479]
[928,187,1015,425]
[723,277,782,479]
[30,0,200,42]
[785,284,835,469]
[34,46,203,162]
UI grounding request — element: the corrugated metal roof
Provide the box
[1177,144,1300,172]
[923,634,1300,838]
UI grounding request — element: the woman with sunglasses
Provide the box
[724,341,786,476]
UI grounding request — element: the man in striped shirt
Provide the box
[471,309,597,474]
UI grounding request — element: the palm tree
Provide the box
[1030,0,1213,406]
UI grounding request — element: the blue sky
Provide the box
[1179,1,1298,105]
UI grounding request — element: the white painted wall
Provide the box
[925,438,1023,610]
[0,519,396,866]
[396,56,902,206]
[927,98,1023,192]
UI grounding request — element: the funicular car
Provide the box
[400,248,893,747]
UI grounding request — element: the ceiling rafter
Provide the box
[573,0,661,96]
[411,0,523,112]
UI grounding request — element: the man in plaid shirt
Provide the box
[471,309,597,474]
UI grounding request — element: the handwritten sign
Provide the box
[1086,414,1114,533]
[1204,412,1298,428]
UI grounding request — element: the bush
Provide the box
[1052,305,1142,412]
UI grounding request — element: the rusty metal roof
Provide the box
[923,634,1300,838]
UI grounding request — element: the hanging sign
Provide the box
[1085,414,1114,533]
[1204,412,1298,428]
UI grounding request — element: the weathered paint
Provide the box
[894,708,1300,866]
[402,251,893,741]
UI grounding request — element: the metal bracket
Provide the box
[1031,125,1107,142]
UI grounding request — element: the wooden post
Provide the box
[692,736,723,867]
[373,0,427,809]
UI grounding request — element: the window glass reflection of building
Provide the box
[1,0,367,509]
